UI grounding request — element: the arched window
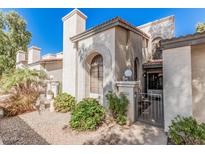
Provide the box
[134,57,139,81]
[90,55,103,94]
[152,37,162,59]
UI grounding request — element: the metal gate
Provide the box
[136,93,164,127]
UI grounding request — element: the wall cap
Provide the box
[116,81,141,87]
[62,8,87,22]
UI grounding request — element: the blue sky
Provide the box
[2,8,205,55]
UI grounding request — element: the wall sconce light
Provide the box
[143,73,147,78]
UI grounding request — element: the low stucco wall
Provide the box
[191,44,205,123]
[163,46,193,131]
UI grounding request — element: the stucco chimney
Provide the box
[62,9,87,96]
[16,50,26,63]
[28,46,41,64]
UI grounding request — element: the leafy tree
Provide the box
[0,68,47,116]
[0,11,31,75]
[0,68,47,94]
[196,23,205,33]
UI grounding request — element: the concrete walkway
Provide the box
[0,109,167,145]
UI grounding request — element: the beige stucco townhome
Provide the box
[62,9,174,100]
[17,9,205,132]
[16,46,63,82]
[162,32,205,131]
[62,9,174,129]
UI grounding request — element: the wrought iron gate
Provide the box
[136,93,164,127]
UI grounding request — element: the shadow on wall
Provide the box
[76,29,115,104]
[145,19,174,40]
[192,76,205,121]
[191,56,205,122]
[164,63,193,129]
[77,30,113,71]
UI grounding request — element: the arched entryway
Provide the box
[90,54,103,96]
[84,53,104,103]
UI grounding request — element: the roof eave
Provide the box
[70,19,149,43]
[161,32,205,50]
[70,21,119,42]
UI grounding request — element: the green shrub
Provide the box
[106,91,128,125]
[168,116,205,145]
[54,93,76,112]
[116,114,127,125]
[70,98,105,131]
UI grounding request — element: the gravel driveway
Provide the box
[0,116,49,145]
[0,109,167,145]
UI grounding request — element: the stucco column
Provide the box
[163,46,192,131]
[50,81,59,97]
[116,81,140,123]
[62,9,87,97]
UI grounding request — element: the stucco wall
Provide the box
[115,26,148,90]
[191,44,205,123]
[76,28,115,105]
[27,62,62,82]
[163,46,192,131]
[43,61,63,82]
[28,63,42,70]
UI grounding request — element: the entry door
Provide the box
[147,71,163,95]
[90,55,103,103]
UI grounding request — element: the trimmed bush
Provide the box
[54,93,76,112]
[106,91,128,125]
[168,116,205,145]
[70,98,105,131]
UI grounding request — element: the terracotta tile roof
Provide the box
[161,31,205,49]
[40,58,62,63]
[16,60,28,65]
[70,16,149,42]
[146,59,162,63]
[162,31,205,43]
[143,59,163,68]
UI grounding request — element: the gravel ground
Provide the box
[0,109,167,145]
[0,116,49,145]
[18,109,97,144]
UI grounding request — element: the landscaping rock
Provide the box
[0,109,167,145]
[0,116,49,145]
